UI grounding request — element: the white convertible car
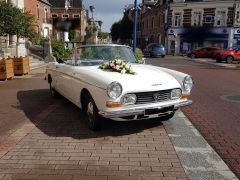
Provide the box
[46,44,193,130]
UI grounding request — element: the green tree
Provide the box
[85,20,98,44]
[68,29,76,42]
[0,1,35,56]
[110,14,133,44]
[110,21,121,42]
[51,38,71,60]
[98,32,109,40]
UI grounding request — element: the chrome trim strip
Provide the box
[99,100,192,118]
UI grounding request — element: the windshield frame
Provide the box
[74,45,137,66]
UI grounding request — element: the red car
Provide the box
[215,47,240,63]
[187,47,222,59]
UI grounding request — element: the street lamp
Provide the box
[97,20,103,32]
[133,0,138,53]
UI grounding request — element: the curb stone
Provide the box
[163,110,238,180]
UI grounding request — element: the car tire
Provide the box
[49,83,59,98]
[85,93,102,131]
[160,112,175,121]
[226,56,234,64]
[216,58,222,63]
[191,54,196,59]
[161,55,165,58]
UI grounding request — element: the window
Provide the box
[37,4,40,19]
[192,11,202,26]
[62,14,69,20]
[73,15,80,19]
[215,10,227,26]
[52,14,58,18]
[44,8,48,23]
[236,10,240,23]
[173,12,182,27]
[204,15,213,23]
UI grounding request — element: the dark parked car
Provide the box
[215,47,240,63]
[143,44,166,58]
[187,47,222,59]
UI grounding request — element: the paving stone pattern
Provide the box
[0,69,187,180]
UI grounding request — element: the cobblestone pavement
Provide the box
[147,56,240,178]
[0,68,188,179]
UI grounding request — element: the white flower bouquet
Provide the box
[99,59,135,75]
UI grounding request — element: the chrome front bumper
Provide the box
[98,100,192,119]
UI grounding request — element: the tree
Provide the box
[110,21,121,42]
[85,20,98,44]
[0,1,35,56]
[110,14,133,44]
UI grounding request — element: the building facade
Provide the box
[137,0,168,49]
[167,0,239,55]
[49,0,86,44]
[24,0,52,38]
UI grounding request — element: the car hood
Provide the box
[73,64,181,93]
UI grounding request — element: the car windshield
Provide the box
[227,47,240,51]
[75,45,137,66]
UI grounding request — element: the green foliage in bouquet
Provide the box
[99,59,135,75]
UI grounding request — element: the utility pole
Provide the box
[133,0,138,53]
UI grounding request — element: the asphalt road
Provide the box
[146,55,240,178]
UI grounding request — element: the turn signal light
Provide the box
[106,102,122,108]
[181,94,191,100]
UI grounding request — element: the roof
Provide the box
[38,0,52,6]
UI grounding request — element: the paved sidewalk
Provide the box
[0,67,237,180]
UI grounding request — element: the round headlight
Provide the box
[171,89,182,100]
[183,76,194,92]
[122,94,137,105]
[107,82,122,99]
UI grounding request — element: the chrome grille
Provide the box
[135,89,171,104]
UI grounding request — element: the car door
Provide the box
[55,63,74,101]
[234,48,240,60]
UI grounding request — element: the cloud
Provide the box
[83,0,134,32]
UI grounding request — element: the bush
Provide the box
[51,38,71,60]
[30,33,45,46]
[135,48,143,63]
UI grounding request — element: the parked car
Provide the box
[187,47,222,59]
[215,47,240,63]
[46,44,193,130]
[143,43,166,58]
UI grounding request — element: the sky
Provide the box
[83,0,134,33]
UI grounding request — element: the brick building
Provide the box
[166,0,240,55]
[24,0,52,38]
[49,0,86,43]
[137,0,168,49]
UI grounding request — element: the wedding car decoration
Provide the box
[99,59,135,74]
[46,44,193,131]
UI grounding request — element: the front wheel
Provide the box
[161,55,165,58]
[216,58,222,63]
[226,56,234,64]
[191,54,196,59]
[85,94,102,131]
